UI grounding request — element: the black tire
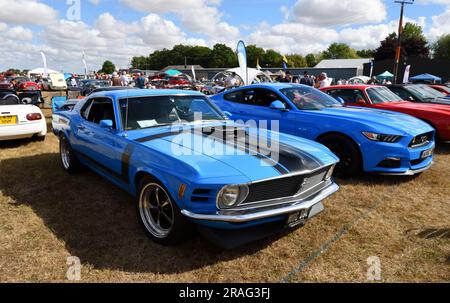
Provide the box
[318,134,362,178]
[59,134,81,174]
[137,176,193,245]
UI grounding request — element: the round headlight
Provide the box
[217,185,249,208]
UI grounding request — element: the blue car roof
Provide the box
[228,83,305,91]
[91,89,205,99]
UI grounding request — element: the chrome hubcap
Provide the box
[61,139,71,170]
[139,183,174,238]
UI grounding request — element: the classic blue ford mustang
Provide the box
[52,89,339,247]
[210,83,435,177]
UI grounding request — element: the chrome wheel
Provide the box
[139,183,174,239]
[60,138,71,170]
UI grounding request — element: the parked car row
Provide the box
[46,81,449,248]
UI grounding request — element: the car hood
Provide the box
[376,101,450,114]
[315,106,433,136]
[127,122,338,182]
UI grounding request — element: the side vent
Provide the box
[191,189,212,203]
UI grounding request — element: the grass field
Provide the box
[0,111,449,282]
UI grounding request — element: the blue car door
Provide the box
[73,97,131,184]
[220,88,299,134]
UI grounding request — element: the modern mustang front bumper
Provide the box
[181,182,339,223]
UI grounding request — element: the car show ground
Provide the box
[0,110,449,282]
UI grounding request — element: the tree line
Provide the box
[121,23,450,72]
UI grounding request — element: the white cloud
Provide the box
[0,0,58,25]
[427,8,450,39]
[89,0,101,5]
[121,0,239,41]
[289,0,387,26]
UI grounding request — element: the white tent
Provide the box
[225,67,272,85]
[28,68,60,78]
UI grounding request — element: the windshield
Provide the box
[366,87,403,103]
[281,86,342,110]
[120,95,226,130]
[406,85,445,99]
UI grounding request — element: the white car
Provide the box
[0,102,47,141]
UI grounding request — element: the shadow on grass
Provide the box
[0,153,284,274]
[435,142,450,155]
[0,137,36,149]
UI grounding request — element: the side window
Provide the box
[224,90,244,103]
[86,98,117,129]
[329,89,366,103]
[242,89,291,108]
[80,99,94,120]
[389,87,412,100]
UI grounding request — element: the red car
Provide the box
[429,84,450,97]
[321,85,450,141]
[11,77,41,91]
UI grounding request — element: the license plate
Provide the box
[421,148,434,159]
[286,209,310,228]
[0,115,17,125]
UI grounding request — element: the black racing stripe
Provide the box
[135,130,184,143]
[200,126,289,174]
[121,144,135,184]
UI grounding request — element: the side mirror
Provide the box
[270,100,287,111]
[99,119,113,129]
[356,99,366,104]
[407,96,414,102]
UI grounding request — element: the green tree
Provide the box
[374,22,430,60]
[432,34,450,60]
[322,43,359,59]
[305,53,319,67]
[246,45,266,68]
[356,49,375,58]
[210,43,237,68]
[262,49,283,68]
[101,60,115,74]
[285,54,307,67]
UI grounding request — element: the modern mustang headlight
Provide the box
[362,132,402,143]
[324,164,336,181]
[217,185,249,208]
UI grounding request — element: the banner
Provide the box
[82,51,88,78]
[403,65,411,84]
[191,65,196,81]
[282,55,288,70]
[40,51,48,77]
[236,40,248,85]
[369,61,374,78]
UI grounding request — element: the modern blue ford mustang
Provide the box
[52,89,339,248]
[210,83,435,177]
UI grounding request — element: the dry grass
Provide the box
[0,110,449,282]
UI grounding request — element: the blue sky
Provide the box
[0,0,449,72]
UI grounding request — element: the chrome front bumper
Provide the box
[181,182,339,223]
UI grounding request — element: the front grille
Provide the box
[411,158,426,166]
[242,167,329,204]
[191,188,212,203]
[409,132,433,148]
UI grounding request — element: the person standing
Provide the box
[300,71,314,86]
[135,73,147,89]
[120,71,129,86]
[111,72,122,86]
[315,72,331,88]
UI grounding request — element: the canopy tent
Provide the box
[377,71,394,80]
[410,73,442,83]
[28,67,60,78]
[165,69,182,76]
